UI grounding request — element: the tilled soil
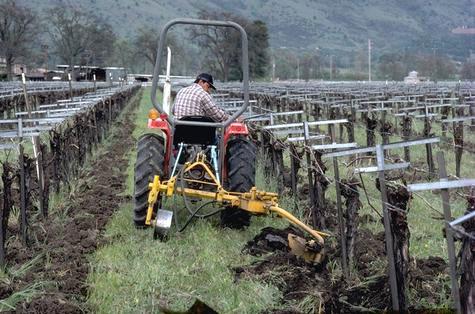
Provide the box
[2,107,135,313]
[237,226,452,313]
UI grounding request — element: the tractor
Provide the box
[132,18,327,263]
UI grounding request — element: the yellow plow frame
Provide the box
[145,156,329,246]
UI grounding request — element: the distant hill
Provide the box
[21,0,475,60]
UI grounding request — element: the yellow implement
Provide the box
[145,155,329,249]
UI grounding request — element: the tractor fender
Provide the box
[147,118,172,176]
[223,122,249,146]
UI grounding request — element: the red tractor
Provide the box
[133,19,326,261]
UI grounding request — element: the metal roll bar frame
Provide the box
[150,18,250,182]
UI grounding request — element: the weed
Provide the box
[0,281,48,311]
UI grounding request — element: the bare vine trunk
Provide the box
[366,113,378,150]
[400,115,412,161]
[341,179,361,264]
[376,179,411,310]
[311,150,328,230]
[454,121,464,178]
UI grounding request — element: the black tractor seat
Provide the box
[173,116,217,146]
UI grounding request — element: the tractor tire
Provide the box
[221,137,256,229]
[133,133,165,227]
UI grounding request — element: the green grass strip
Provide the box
[87,88,287,313]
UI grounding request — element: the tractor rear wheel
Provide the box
[133,133,165,227]
[221,137,256,229]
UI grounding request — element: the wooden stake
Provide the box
[437,152,462,314]
[376,145,400,311]
[329,123,349,279]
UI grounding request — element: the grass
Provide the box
[0,282,48,311]
[269,113,474,308]
[0,255,50,311]
[340,119,475,259]
[87,88,291,313]
[0,88,144,311]
[88,89,475,311]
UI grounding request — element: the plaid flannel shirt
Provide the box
[172,83,228,122]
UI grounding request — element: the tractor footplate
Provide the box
[153,209,174,241]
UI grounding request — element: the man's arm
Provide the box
[201,93,229,122]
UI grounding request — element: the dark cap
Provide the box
[195,73,216,90]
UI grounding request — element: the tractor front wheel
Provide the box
[133,133,165,227]
[221,138,256,229]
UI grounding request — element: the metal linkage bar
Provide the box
[355,162,410,174]
[287,134,326,142]
[449,211,475,227]
[39,101,92,109]
[382,137,440,150]
[245,116,271,122]
[407,179,475,192]
[0,131,41,138]
[269,110,304,116]
[357,108,392,112]
[440,116,475,123]
[263,119,348,130]
[0,143,18,150]
[322,146,376,158]
[411,113,439,119]
[16,107,82,116]
[273,129,306,136]
[312,142,357,151]
[322,137,440,158]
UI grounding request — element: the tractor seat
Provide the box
[173,116,217,146]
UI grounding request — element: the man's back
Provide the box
[173,83,227,122]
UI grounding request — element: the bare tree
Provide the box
[0,0,37,80]
[111,39,134,73]
[191,10,269,81]
[48,6,115,78]
[133,26,180,73]
[191,11,243,82]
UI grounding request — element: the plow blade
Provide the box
[288,233,325,265]
[153,209,174,240]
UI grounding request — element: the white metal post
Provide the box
[163,46,172,115]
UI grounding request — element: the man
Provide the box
[173,73,229,122]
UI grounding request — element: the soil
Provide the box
[236,226,452,313]
[1,105,135,313]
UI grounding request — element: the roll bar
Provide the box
[150,18,250,129]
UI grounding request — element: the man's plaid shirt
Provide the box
[172,83,228,122]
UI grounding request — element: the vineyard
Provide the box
[0,80,473,313]
[0,81,141,311]
[217,81,475,313]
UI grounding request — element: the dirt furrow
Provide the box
[8,101,136,313]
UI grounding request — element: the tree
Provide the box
[110,39,135,73]
[0,0,38,80]
[48,6,115,78]
[300,52,321,81]
[377,53,407,80]
[414,54,456,80]
[229,20,270,80]
[133,26,180,73]
[191,10,270,82]
[273,49,299,80]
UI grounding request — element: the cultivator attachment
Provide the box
[144,153,328,262]
[153,209,174,240]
